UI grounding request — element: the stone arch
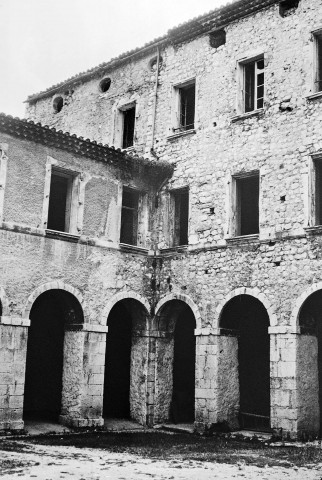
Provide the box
[154,293,202,330]
[290,282,322,329]
[0,286,10,316]
[216,287,276,329]
[100,291,150,324]
[22,281,85,320]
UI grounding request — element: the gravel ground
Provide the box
[1,441,322,480]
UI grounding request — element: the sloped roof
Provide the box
[0,113,173,179]
[26,0,278,103]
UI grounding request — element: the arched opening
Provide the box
[23,289,83,421]
[299,290,322,434]
[155,300,196,424]
[104,299,147,421]
[220,294,270,430]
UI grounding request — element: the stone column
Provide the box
[0,316,30,431]
[151,330,173,426]
[130,329,149,426]
[60,323,107,428]
[194,328,239,433]
[269,326,299,439]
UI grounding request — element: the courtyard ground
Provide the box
[1,431,322,479]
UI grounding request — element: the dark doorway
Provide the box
[171,305,196,423]
[221,295,270,430]
[299,291,322,434]
[104,302,132,418]
[23,289,83,421]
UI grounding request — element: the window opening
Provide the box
[315,160,322,225]
[315,33,322,93]
[120,188,139,245]
[236,174,259,236]
[279,0,299,17]
[173,189,189,246]
[244,59,264,113]
[47,171,73,232]
[209,29,226,48]
[99,77,111,93]
[122,107,136,149]
[175,83,195,132]
[53,96,64,113]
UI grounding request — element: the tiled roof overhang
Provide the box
[0,113,173,180]
[26,0,279,104]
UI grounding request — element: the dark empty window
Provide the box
[315,34,322,93]
[209,29,226,48]
[279,0,299,17]
[122,107,136,149]
[244,59,264,113]
[53,96,64,113]
[236,175,259,236]
[47,171,73,232]
[173,189,189,246]
[120,188,139,245]
[315,161,322,225]
[178,83,195,132]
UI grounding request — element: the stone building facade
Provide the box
[1,0,322,438]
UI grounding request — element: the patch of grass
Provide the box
[3,432,322,469]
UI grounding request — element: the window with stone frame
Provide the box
[314,31,322,93]
[231,172,260,237]
[173,80,196,133]
[122,106,136,149]
[313,159,322,226]
[239,57,264,114]
[120,187,140,245]
[47,168,76,233]
[172,188,189,246]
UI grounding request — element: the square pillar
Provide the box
[0,317,30,431]
[269,326,299,439]
[60,323,107,428]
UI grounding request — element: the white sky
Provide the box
[0,0,227,118]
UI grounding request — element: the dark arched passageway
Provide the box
[103,301,132,418]
[172,305,196,423]
[220,294,270,430]
[23,289,83,421]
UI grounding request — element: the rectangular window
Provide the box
[120,188,140,245]
[315,160,322,225]
[243,58,264,113]
[173,188,189,246]
[233,174,259,236]
[315,33,322,93]
[122,106,136,148]
[173,81,196,133]
[47,170,74,232]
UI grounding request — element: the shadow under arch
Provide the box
[23,287,84,421]
[103,294,150,423]
[219,293,270,431]
[154,297,197,425]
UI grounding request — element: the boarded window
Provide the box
[120,188,139,245]
[173,189,189,246]
[235,174,259,236]
[47,171,73,232]
[122,107,136,149]
[244,59,264,113]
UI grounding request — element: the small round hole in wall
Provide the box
[99,77,111,93]
[53,96,64,113]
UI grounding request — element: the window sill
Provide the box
[306,91,322,101]
[160,245,188,254]
[225,233,259,245]
[119,243,148,254]
[231,109,265,123]
[304,225,322,236]
[45,229,80,243]
[167,129,196,141]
